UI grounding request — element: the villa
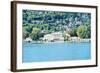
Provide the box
[51,32,64,41]
[42,32,70,42]
[42,34,54,42]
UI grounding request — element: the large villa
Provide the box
[42,32,66,42]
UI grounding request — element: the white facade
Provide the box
[43,32,64,42]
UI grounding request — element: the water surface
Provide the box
[22,42,91,63]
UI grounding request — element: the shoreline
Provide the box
[23,39,91,44]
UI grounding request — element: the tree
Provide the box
[86,24,91,38]
[23,26,31,39]
[77,25,90,38]
[62,33,69,41]
[66,28,77,37]
[23,30,29,39]
[23,25,33,33]
[29,27,41,40]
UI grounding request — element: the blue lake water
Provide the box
[22,42,91,63]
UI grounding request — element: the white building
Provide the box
[51,32,64,41]
[42,32,64,42]
[42,34,54,42]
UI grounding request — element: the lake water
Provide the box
[22,42,91,63]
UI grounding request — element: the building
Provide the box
[42,32,65,42]
[42,34,54,42]
[51,32,64,41]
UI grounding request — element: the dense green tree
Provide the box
[66,28,77,37]
[77,25,90,38]
[23,24,33,33]
[86,24,91,38]
[23,28,30,39]
[29,27,41,40]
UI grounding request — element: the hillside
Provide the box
[22,10,91,41]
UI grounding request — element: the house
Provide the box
[42,32,64,42]
[42,34,54,42]
[51,32,64,41]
